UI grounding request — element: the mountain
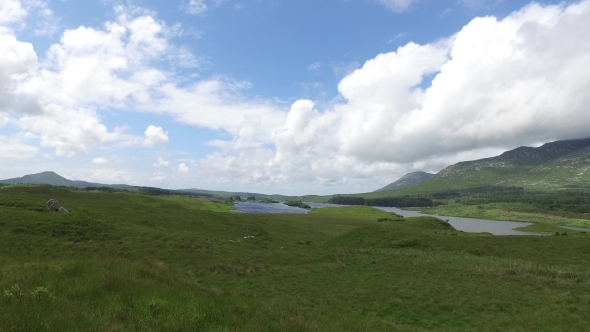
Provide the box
[375,171,434,192]
[0,171,130,188]
[363,138,590,197]
[431,138,590,190]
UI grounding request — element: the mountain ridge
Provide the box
[375,171,434,192]
[366,137,590,197]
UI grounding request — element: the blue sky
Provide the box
[1,0,589,195]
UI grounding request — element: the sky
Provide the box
[1,0,589,195]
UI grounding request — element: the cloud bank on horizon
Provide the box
[0,0,589,195]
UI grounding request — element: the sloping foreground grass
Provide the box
[2,186,590,331]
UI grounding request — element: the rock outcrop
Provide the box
[46,199,68,213]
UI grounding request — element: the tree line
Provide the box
[328,196,434,208]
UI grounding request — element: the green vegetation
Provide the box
[329,195,434,207]
[159,196,235,213]
[420,202,590,229]
[284,200,311,209]
[3,186,590,330]
[259,198,279,203]
[515,222,586,235]
[310,205,398,219]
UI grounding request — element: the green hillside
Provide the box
[375,171,434,192]
[359,138,590,198]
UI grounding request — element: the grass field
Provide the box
[2,186,590,331]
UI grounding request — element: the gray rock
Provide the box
[46,199,60,212]
[58,207,68,213]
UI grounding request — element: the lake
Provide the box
[232,202,543,235]
[374,207,538,236]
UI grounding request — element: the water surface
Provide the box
[375,207,539,236]
[233,202,543,235]
[233,201,309,214]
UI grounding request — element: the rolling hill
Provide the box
[0,171,122,188]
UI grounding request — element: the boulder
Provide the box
[58,207,68,213]
[46,199,60,212]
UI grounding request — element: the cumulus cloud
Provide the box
[153,157,170,167]
[16,106,143,156]
[272,0,590,168]
[0,28,39,114]
[6,6,283,155]
[3,0,590,193]
[186,0,590,191]
[178,163,189,173]
[144,125,169,147]
[0,0,27,26]
[92,157,108,164]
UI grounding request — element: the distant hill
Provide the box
[0,171,130,188]
[182,188,275,199]
[375,171,434,192]
[357,138,590,198]
[0,171,303,200]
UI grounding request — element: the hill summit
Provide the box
[376,138,590,195]
[375,171,434,192]
[0,171,125,188]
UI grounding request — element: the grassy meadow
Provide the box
[2,186,590,331]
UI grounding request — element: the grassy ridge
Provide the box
[2,186,590,330]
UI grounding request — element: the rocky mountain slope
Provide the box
[369,138,590,196]
[375,171,434,192]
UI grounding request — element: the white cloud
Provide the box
[153,157,170,167]
[92,157,108,164]
[144,125,169,147]
[0,0,27,26]
[178,163,189,173]
[16,106,145,156]
[185,0,208,15]
[186,0,590,191]
[3,0,590,194]
[0,0,59,36]
[276,0,590,167]
[373,0,419,12]
[7,6,283,156]
[0,136,38,159]
[0,28,39,114]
